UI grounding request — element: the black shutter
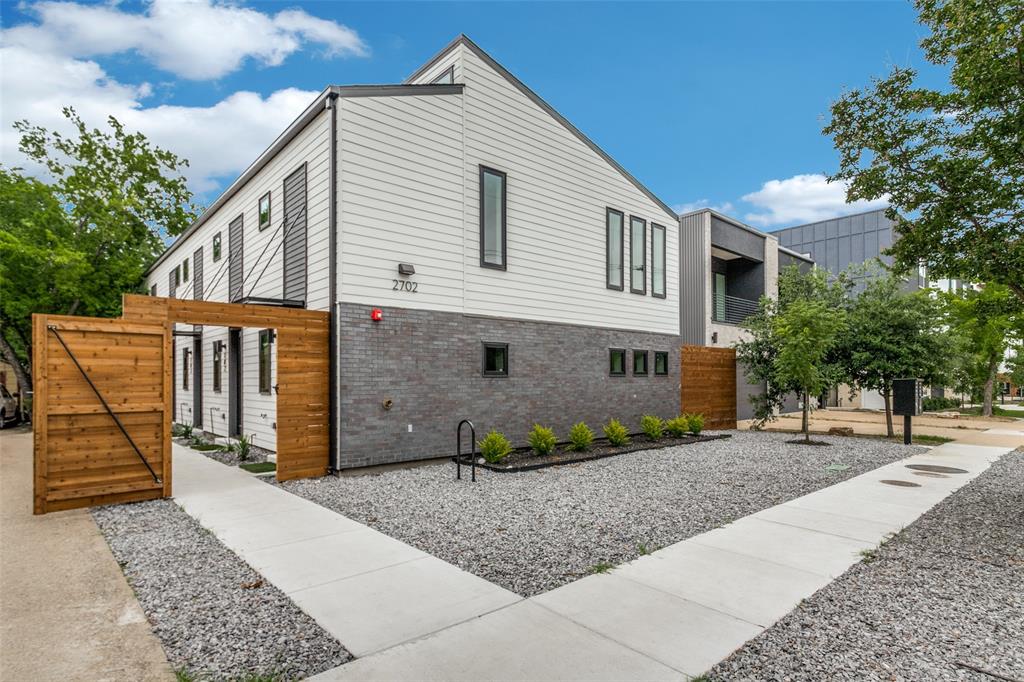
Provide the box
[193,246,204,300]
[229,214,244,302]
[282,164,307,303]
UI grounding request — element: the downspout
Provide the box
[327,91,340,472]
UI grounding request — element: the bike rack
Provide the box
[456,419,476,482]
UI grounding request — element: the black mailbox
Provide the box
[893,378,923,417]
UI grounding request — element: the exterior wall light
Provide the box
[398,263,416,276]
[371,308,383,322]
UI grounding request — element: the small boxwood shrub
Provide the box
[640,415,664,440]
[528,424,557,456]
[478,430,514,463]
[687,413,705,435]
[603,419,630,447]
[665,416,689,438]
[922,396,961,411]
[568,421,594,452]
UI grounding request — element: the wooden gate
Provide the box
[32,314,171,514]
[681,345,737,430]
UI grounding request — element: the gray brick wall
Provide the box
[337,304,681,469]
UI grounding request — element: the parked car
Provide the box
[0,384,19,428]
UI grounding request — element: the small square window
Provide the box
[654,351,668,376]
[258,192,271,231]
[633,350,648,376]
[213,232,222,261]
[609,348,626,376]
[482,342,508,376]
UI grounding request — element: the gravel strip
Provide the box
[281,431,924,596]
[708,448,1024,682]
[92,500,350,680]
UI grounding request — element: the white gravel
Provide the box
[92,500,350,681]
[708,449,1024,682]
[282,431,924,596]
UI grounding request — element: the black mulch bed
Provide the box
[463,433,730,473]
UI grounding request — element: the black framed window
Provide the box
[630,216,646,294]
[654,351,668,376]
[479,166,507,269]
[183,258,190,282]
[182,348,191,389]
[609,348,626,376]
[213,232,222,261]
[258,192,271,231]
[482,342,509,377]
[432,65,455,84]
[651,223,666,298]
[633,349,648,376]
[606,208,624,290]
[150,284,157,296]
[212,340,223,393]
[259,329,273,394]
[174,265,181,286]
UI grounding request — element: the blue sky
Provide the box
[1,1,949,229]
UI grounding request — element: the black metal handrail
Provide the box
[713,294,760,325]
[456,419,476,482]
[48,326,162,485]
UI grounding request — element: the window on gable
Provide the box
[630,216,646,294]
[258,192,271,231]
[609,348,626,376]
[482,342,509,377]
[259,329,273,394]
[606,208,624,290]
[212,340,223,393]
[431,65,455,84]
[654,351,668,376]
[651,223,666,298]
[479,166,507,269]
[633,349,648,376]
[213,232,222,261]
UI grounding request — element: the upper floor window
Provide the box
[259,329,273,394]
[174,265,181,286]
[182,258,189,282]
[432,66,455,84]
[479,166,507,270]
[630,216,646,294]
[651,223,666,298]
[606,208,624,291]
[258,192,271,231]
[213,232,222,261]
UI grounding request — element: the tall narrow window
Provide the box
[212,340,223,393]
[630,216,646,294]
[183,258,189,282]
[482,342,509,377]
[258,192,271,231]
[213,232,222,261]
[606,208,624,290]
[654,351,668,376]
[479,166,507,269]
[609,348,626,376]
[182,349,191,389]
[651,223,666,298]
[174,265,181,286]
[714,272,726,322]
[258,329,273,394]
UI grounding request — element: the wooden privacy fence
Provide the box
[33,294,330,514]
[681,345,737,430]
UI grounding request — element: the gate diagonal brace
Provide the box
[47,325,162,485]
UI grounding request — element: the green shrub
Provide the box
[527,424,557,456]
[568,421,594,451]
[230,434,253,461]
[640,415,664,440]
[603,419,630,447]
[686,413,705,435]
[665,416,689,438]
[922,396,961,412]
[478,430,514,463]
[175,423,194,440]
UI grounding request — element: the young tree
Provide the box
[0,108,198,391]
[825,0,1024,302]
[839,270,952,437]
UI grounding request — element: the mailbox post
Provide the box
[892,378,923,445]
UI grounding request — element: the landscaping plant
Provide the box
[665,416,689,438]
[603,419,630,447]
[686,413,705,435]
[177,423,194,440]
[230,434,253,462]
[478,430,514,463]
[640,415,664,440]
[527,424,557,456]
[567,421,594,451]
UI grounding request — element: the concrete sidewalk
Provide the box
[310,429,1021,681]
[0,428,173,682]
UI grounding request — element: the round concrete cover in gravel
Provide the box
[905,464,969,474]
[880,479,922,487]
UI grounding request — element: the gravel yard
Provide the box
[282,431,924,596]
[708,449,1024,682]
[92,500,350,681]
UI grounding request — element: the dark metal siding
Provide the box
[711,216,764,262]
[679,212,706,345]
[282,164,308,303]
[779,250,813,274]
[228,214,244,302]
[192,246,203,300]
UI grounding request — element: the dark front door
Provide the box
[229,328,242,437]
[193,335,203,428]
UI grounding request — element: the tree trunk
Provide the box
[883,387,894,438]
[982,357,998,417]
[802,391,810,442]
[0,327,33,395]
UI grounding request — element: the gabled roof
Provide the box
[408,34,677,220]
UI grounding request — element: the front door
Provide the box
[228,328,242,437]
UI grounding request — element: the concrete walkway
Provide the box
[307,428,1022,681]
[0,427,173,682]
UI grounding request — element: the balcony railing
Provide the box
[712,294,760,325]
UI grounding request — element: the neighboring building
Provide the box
[145,35,682,470]
[679,209,813,419]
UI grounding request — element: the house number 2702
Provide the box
[392,280,418,293]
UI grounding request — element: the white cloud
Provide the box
[673,199,735,215]
[741,173,888,226]
[3,0,367,80]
